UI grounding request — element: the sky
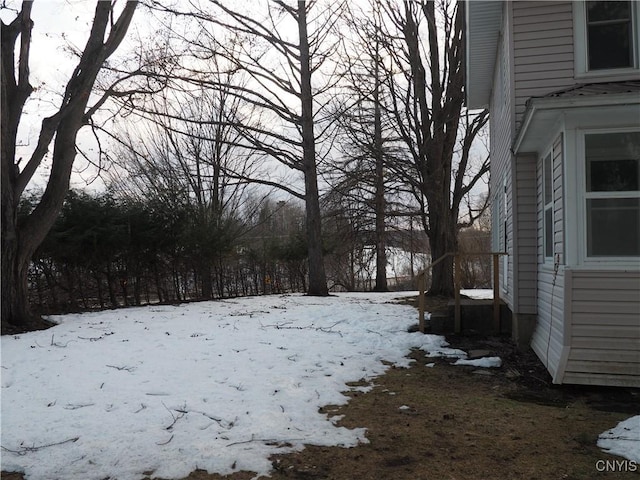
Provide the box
[3,0,489,216]
[1,291,637,480]
[1,1,151,192]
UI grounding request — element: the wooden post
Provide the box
[493,253,500,335]
[418,273,426,333]
[454,254,461,334]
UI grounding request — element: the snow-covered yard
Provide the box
[1,292,637,480]
[0,292,450,479]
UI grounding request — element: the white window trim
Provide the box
[542,150,554,263]
[576,127,640,267]
[573,0,640,80]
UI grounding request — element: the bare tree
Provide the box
[381,0,489,296]
[331,1,401,292]
[108,80,255,299]
[139,0,346,296]
[1,1,138,331]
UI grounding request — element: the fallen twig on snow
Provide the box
[259,321,344,337]
[63,403,94,410]
[1,436,79,456]
[226,435,303,447]
[162,402,186,431]
[156,434,174,445]
[106,364,136,372]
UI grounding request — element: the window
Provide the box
[574,1,639,77]
[492,176,508,294]
[543,152,554,259]
[587,1,633,70]
[585,131,640,257]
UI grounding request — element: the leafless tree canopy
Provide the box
[2,0,491,330]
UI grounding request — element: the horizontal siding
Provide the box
[513,1,575,128]
[511,1,572,20]
[572,336,638,350]
[515,52,573,66]
[564,361,639,376]
[518,236,537,247]
[531,267,565,377]
[574,274,640,290]
[573,325,640,337]
[513,45,573,59]
[572,303,639,315]
[564,270,640,387]
[561,372,639,388]
[571,312,639,327]
[515,154,537,314]
[515,75,575,90]
[513,28,572,43]
[490,10,514,310]
[530,133,565,380]
[573,289,639,302]
[515,36,574,51]
[514,19,576,34]
[570,348,639,363]
[516,61,574,74]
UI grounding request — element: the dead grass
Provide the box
[136,345,638,480]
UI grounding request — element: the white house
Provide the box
[465,1,640,387]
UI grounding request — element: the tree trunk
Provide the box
[427,210,457,297]
[1,4,36,330]
[298,1,328,296]
[95,272,105,308]
[1,2,137,329]
[106,264,119,307]
[1,232,37,332]
[201,264,213,299]
[372,53,388,292]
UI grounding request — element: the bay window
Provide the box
[585,131,640,257]
[543,152,554,260]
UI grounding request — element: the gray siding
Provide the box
[531,133,565,380]
[512,1,575,129]
[563,270,640,387]
[531,267,565,379]
[513,154,537,314]
[490,8,514,308]
[483,1,640,388]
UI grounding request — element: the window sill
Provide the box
[571,261,640,271]
[574,68,640,83]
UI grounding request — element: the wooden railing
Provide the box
[416,252,507,335]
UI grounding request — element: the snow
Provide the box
[460,289,494,300]
[598,415,640,463]
[453,357,503,368]
[1,292,462,480]
[6,290,634,479]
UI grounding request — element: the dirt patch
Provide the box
[147,303,638,480]
[149,343,638,480]
[3,296,638,480]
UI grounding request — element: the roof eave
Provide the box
[512,92,640,154]
[465,1,503,109]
